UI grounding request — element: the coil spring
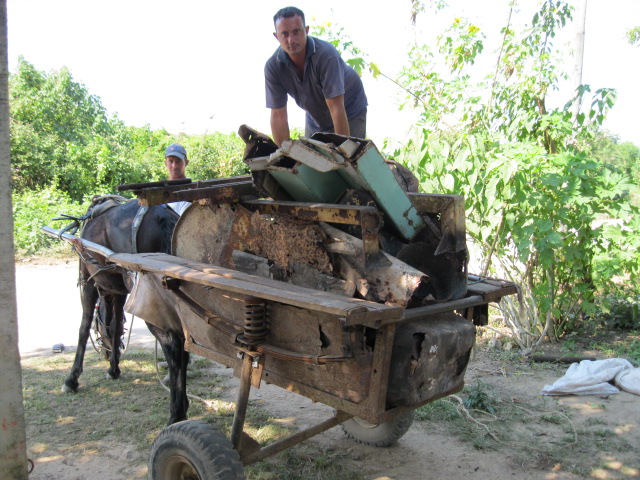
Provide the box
[243,297,267,346]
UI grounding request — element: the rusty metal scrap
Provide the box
[228,206,334,276]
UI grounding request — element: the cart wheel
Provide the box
[148,420,245,480]
[341,411,415,447]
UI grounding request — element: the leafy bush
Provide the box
[597,291,640,331]
[391,1,640,340]
[9,59,249,215]
[464,381,496,414]
[180,132,248,180]
[12,186,85,255]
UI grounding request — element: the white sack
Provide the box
[541,358,635,396]
[615,368,640,396]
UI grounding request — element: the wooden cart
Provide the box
[44,132,517,479]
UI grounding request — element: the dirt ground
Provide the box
[16,260,640,480]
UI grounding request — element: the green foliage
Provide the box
[587,133,640,204]
[597,290,640,331]
[180,132,249,179]
[463,381,496,414]
[9,58,248,201]
[311,23,381,78]
[627,26,640,46]
[12,186,84,255]
[9,57,146,200]
[415,397,460,422]
[392,1,640,338]
[9,58,249,258]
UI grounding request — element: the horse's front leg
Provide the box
[63,282,99,393]
[147,323,189,425]
[106,294,126,380]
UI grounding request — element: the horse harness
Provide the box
[58,195,169,287]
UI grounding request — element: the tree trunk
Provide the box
[0,0,29,477]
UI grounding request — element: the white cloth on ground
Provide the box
[541,358,640,396]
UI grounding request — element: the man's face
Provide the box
[165,155,188,180]
[274,15,309,57]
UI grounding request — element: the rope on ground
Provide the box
[445,395,578,451]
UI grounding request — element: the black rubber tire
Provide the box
[148,420,245,480]
[341,411,415,447]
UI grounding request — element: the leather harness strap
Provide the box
[131,205,149,254]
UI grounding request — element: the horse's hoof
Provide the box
[61,383,77,393]
[105,372,120,380]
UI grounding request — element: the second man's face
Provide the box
[274,15,309,57]
[165,155,188,180]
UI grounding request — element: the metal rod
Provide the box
[41,226,116,258]
[230,353,254,450]
[240,411,352,465]
[381,295,485,326]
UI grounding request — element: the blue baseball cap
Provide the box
[165,144,187,160]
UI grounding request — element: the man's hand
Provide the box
[326,95,350,136]
[270,107,290,147]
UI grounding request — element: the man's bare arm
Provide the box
[270,107,290,147]
[326,95,350,136]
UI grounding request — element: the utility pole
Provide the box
[0,0,29,477]
[572,0,588,125]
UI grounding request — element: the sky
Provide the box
[6,0,640,148]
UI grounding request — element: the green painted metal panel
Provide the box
[250,138,424,241]
[338,145,424,240]
[268,166,349,203]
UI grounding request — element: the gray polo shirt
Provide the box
[265,36,368,133]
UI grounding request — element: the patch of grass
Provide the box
[22,348,223,451]
[415,397,460,422]
[23,347,369,479]
[591,334,640,365]
[540,413,564,424]
[245,444,365,480]
[583,417,607,427]
[416,385,505,450]
[414,341,640,478]
[560,337,579,355]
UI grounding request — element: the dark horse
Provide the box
[63,197,190,425]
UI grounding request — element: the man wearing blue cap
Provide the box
[164,144,190,215]
[165,144,189,181]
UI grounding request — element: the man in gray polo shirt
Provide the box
[265,6,368,146]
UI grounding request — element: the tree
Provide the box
[0,1,29,477]
[9,58,146,199]
[9,60,249,202]
[395,1,639,343]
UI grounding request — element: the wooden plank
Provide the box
[467,275,518,302]
[110,252,402,322]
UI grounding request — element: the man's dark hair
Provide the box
[273,6,305,27]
